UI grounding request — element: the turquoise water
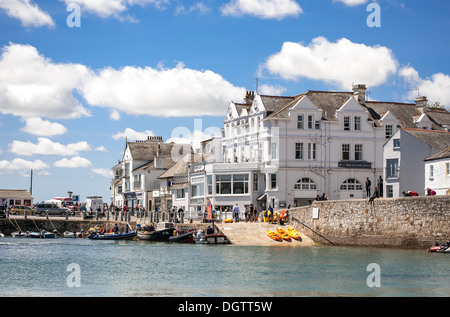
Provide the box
[0,238,449,297]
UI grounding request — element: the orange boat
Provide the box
[267,230,282,241]
[286,227,301,240]
[276,227,291,241]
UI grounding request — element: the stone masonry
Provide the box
[289,195,450,248]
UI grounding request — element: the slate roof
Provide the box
[402,128,450,151]
[261,90,450,131]
[0,190,33,199]
[424,146,450,161]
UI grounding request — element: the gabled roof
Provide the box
[401,128,450,151]
[127,141,175,161]
[424,146,450,161]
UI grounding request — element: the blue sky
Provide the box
[0,0,449,203]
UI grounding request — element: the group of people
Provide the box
[232,204,259,223]
[315,193,329,201]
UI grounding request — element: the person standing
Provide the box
[233,204,240,222]
[365,177,371,197]
[377,176,383,198]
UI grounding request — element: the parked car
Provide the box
[10,205,34,215]
[35,203,69,216]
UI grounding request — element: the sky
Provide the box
[0,0,449,203]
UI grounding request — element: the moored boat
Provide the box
[88,231,137,240]
[63,231,83,238]
[137,222,174,241]
[28,230,58,239]
[11,231,28,238]
[205,233,228,244]
[169,230,195,243]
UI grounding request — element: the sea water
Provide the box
[0,238,449,297]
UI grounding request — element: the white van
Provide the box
[86,196,103,211]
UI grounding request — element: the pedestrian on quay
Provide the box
[365,177,371,197]
[233,204,240,223]
[377,176,383,198]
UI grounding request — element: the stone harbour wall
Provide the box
[289,195,450,248]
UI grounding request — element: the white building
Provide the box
[383,128,450,197]
[110,136,191,212]
[424,146,450,195]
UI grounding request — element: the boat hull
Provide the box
[137,228,173,241]
[88,231,137,240]
[205,234,227,244]
[169,231,194,243]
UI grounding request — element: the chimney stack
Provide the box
[415,96,428,113]
[244,91,255,104]
[352,84,367,104]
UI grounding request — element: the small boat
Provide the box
[88,231,137,240]
[276,227,291,241]
[286,227,301,240]
[28,231,58,239]
[267,230,282,241]
[428,245,448,252]
[193,230,207,244]
[169,230,195,243]
[204,233,228,244]
[63,231,83,238]
[224,218,233,223]
[11,231,28,238]
[137,222,174,241]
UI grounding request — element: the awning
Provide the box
[256,193,267,201]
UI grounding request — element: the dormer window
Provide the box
[385,125,393,139]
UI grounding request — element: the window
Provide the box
[354,116,361,131]
[355,144,363,161]
[207,175,213,195]
[385,125,393,139]
[295,142,303,160]
[315,120,321,130]
[386,185,393,198]
[342,144,350,160]
[297,115,304,129]
[271,142,277,160]
[216,174,249,195]
[294,178,317,190]
[446,163,450,176]
[176,189,185,199]
[386,159,399,178]
[253,174,258,191]
[191,176,205,197]
[270,174,277,189]
[308,143,316,160]
[344,116,350,131]
[393,139,400,149]
[429,165,434,179]
[133,174,142,190]
[340,179,363,191]
[233,174,249,194]
[308,115,313,129]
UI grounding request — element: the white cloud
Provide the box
[1,43,245,120]
[112,128,156,141]
[221,0,302,19]
[333,0,369,6]
[0,0,55,28]
[83,62,245,117]
[91,167,114,178]
[59,0,169,19]
[175,2,211,15]
[263,37,398,89]
[0,158,49,174]
[21,117,67,137]
[9,137,92,156]
[258,84,287,96]
[54,156,92,168]
[400,66,450,106]
[0,43,91,119]
[95,146,107,152]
